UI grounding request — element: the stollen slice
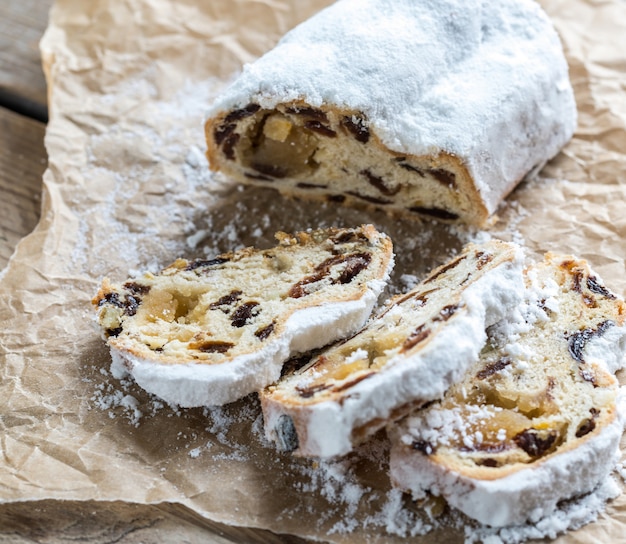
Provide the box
[92,225,393,407]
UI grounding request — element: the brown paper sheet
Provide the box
[1,0,625,542]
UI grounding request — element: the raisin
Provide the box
[193,341,234,354]
[185,257,229,271]
[337,253,372,284]
[231,301,260,327]
[304,120,336,137]
[412,440,436,455]
[430,169,457,188]
[296,382,332,398]
[361,169,400,196]
[424,254,466,284]
[222,132,240,160]
[213,123,236,145]
[342,115,370,143]
[587,276,615,298]
[575,408,600,438]
[285,106,328,123]
[475,250,494,269]
[568,321,614,363]
[255,322,275,341]
[397,161,425,177]
[401,325,431,352]
[328,194,346,203]
[288,252,371,298]
[513,428,557,458]
[106,327,123,338]
[437,304,460,321]
[476,358,511,379]
[224,103,261,123]
[210,290,243,311]
[250,162,288,179]
[346,191,392,205]
[476,458,499,467]
[297,182,328,189]
[408,206,459,221]
[123,282,151,295]
[101,292,140,316]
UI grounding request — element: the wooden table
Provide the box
[0,2,307,543]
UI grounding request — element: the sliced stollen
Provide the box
[92,225,394,407]
[260,240,525,458]
[204,0,576,226]
[389,253,626,527]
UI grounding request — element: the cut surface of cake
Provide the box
[92,225,393,407]
[205,0,576,225]
[389,253,626,527]
[260,240,525,458]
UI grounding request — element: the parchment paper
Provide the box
[1,0,625,542]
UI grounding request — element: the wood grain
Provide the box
[0,0,53,120]
[0,500,310,544]
[0,106,46,269]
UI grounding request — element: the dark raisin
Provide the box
[401,325,431,352]
[185,257,229,271]
[331,372,374,393]
[255,322,275,341]
[194,341,234,354]
[101,292,139,316]
[476,458,499,467]
[222,132,240,160]
[408,206,459,221]
[224,103,261,123]
[106,327,123,338]
[297,182,328,189]
[513,428,557,458]
[412,440,436,455]
[210,290,243,311]
[337,253,372,284]
[341,115,370,143]
[568,321,614,363]
[587,276,615,299]
[296,382,332,398]
[430,169,457,188]
[397,161,426,177]
[304,120,336,137]
[285,106,328,123]
[361,169,400,196]
[330,230,364,245]
[213,123,236,146]
[346,191,392,205]
[250,162,288,179]
[476,358,511,379]
[328,194,346,203]
[231,301,260,327]
[475,251,494,269]
[424,254,465,284]
[438,304,460,321]
[575,408,600,438]
[123,282,151,295]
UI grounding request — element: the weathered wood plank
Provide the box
[0,500,310,543]
[0,106,46,270]
[0,0,53,120]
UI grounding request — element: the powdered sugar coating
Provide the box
[109,279,388,407]
[207,0,576,215]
